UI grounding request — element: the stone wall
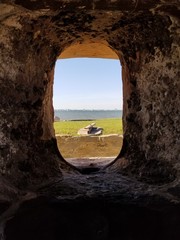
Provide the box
[0,1,180,239]
[0,0,179,186]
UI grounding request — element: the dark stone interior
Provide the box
[0,0,180,239]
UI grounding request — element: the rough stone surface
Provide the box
[59,42,119,59]
[0,0,180,239]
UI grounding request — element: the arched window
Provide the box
[53,43,123,170]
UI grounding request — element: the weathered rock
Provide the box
[0,0,180,239]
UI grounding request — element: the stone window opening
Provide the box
[1,5,179,239]
[53,43,123,173]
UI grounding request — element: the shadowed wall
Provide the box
[0,1,180,239]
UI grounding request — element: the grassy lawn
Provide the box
[54,118,123,136]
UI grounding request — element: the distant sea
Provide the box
[54,109,122,121]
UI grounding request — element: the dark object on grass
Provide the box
[54,116,60,121]
[78,123,103,136]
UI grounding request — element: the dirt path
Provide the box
[56,134,123,159]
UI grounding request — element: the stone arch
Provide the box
[0,2,180,239]
[53,41,123,167]
[0,1,179,188]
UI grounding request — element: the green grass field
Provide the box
[54,118,123,136]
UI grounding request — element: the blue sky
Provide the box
[53,58,122,110]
